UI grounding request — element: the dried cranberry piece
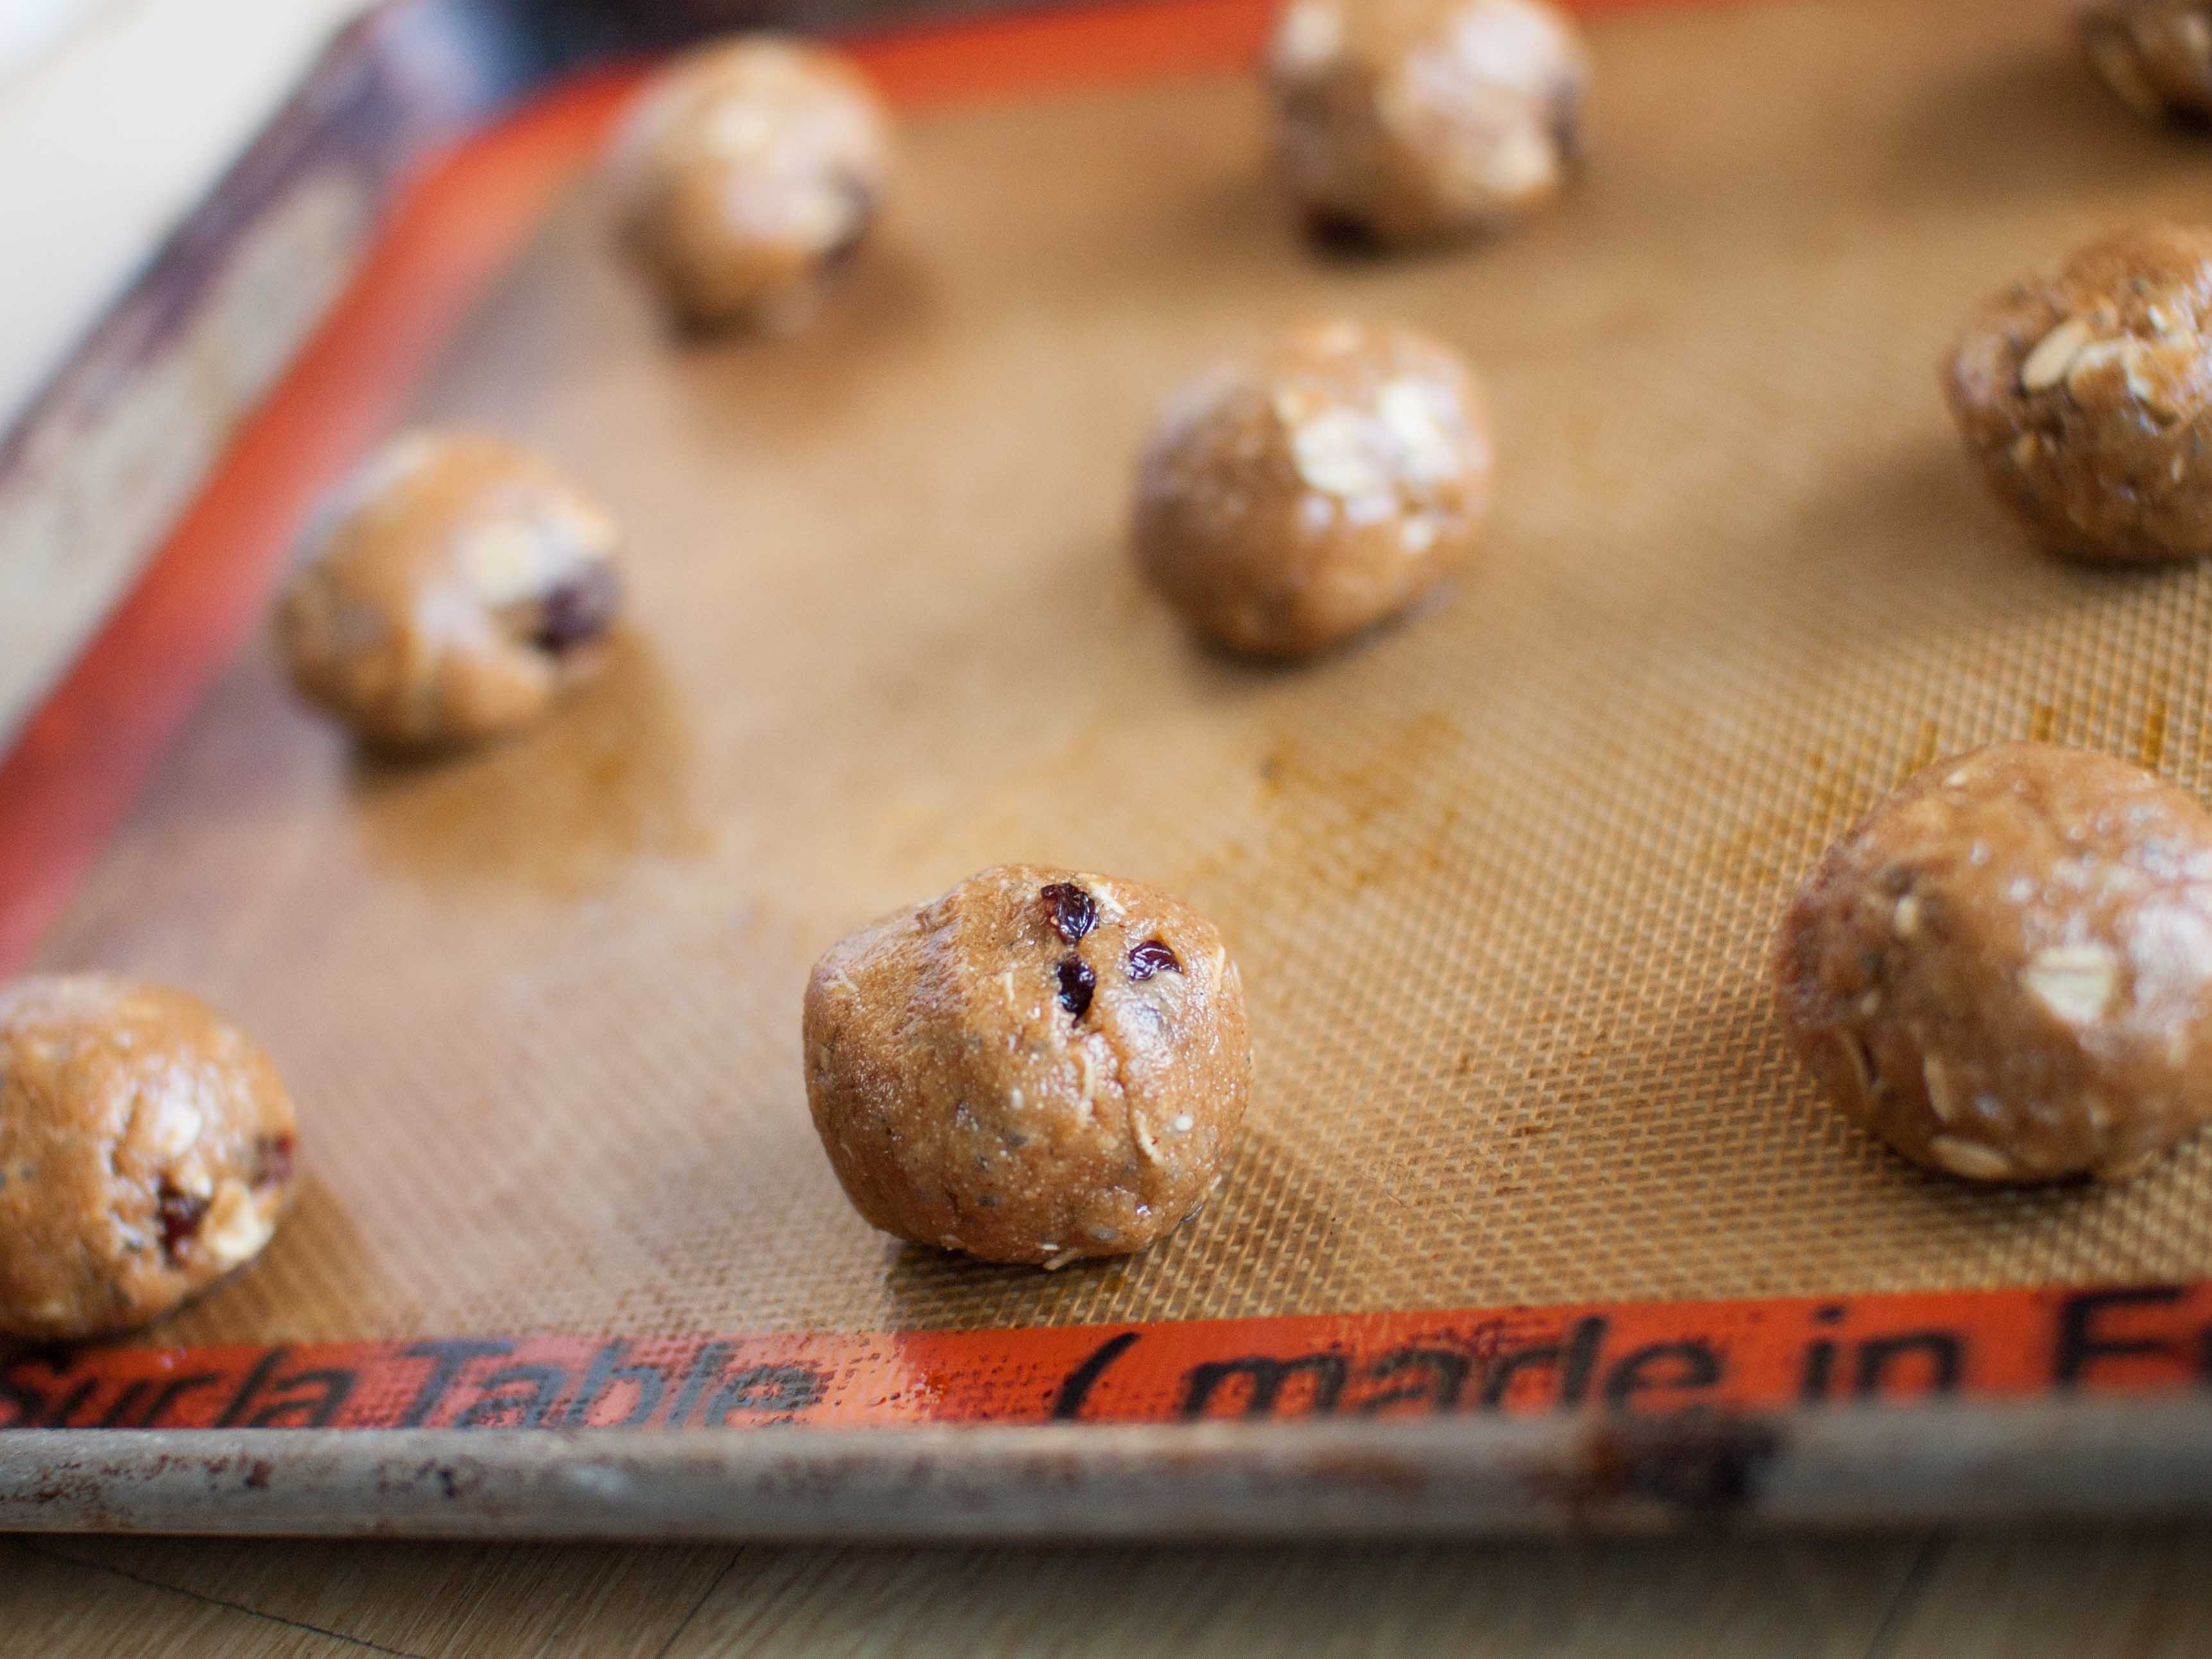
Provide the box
[532,561,621,655]
[1040,883,1097,944]
[1127,939,1181,981]
[1056,957,1096,1020]
[157,1182,210,1264]
[253,1134,298,1188]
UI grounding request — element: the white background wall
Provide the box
[0,0,374,428]
[0,0,113,76]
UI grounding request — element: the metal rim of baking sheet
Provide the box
[8,1399,2212,1538]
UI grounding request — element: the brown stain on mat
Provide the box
[1702,693,2180,901]
[1698,736,1896,897]
[1240,708,1466,899]
[2141,696,2170,773]
[1904,717,1942,778]
[351,634,710,897]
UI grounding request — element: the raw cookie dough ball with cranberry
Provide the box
[278,429,623,749]
[804,866,1251,1267]
[1267,0,1588,246]
[2078,2,2212,123]
[1134,319,1493,657]
[1943,225,2212,563]
[610,35,889,332]
[1772,743,2212,1184]
[0,976,300,1341]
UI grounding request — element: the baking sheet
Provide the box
[23,0,2212,1363]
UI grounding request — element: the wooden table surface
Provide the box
[4,1526,2212,1656]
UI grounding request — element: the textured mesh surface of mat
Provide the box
[42,0,2212,1341]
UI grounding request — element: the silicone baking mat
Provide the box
[13,0,2212,1440]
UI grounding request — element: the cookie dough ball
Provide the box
[805,866,1251,1267]
[1267,0,1587,245]
[1134,320,1492,657]
[278,430,623,749]
[1772,743,2212,1184]
[2079,2,2212,123]
[610,36,889,332]
[0,976,299,1341]
[1943,225,2212,563]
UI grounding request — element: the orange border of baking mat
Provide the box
[8,1283,2209,1429]
[19,0,2153,1439]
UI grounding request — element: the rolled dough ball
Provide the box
[1772,743,2212,1184]
[2078,1,2212,123]
[1133,319,1493,657]
[0,976,299,1341]
[1267,0,1588,246]
[804,865,1251,1267]
[1943,224,2212,563]
[610,35,890,332]
[278,430,624,749]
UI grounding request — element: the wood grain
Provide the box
[1874,1530,2212,1659]
[12,1531,2212,1658]
[663,1536,1921,1659]
[0,1538,381,1656]
[30,1535,726,1658]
